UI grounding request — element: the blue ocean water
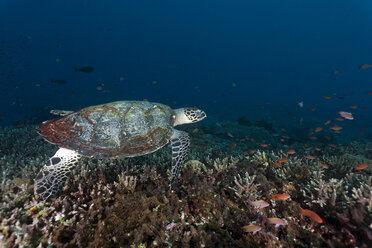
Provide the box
[0,0,371,139]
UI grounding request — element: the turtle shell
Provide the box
[37,101,176,158]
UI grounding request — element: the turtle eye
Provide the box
[184,108,206,122]
[195,110,206,119]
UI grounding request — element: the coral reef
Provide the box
[0,123,371,247]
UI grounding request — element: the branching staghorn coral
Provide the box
[114,172,137,193]
[184,160,212,175]
[340,142,372,159]
[344,173,372,212]
[228,172,261,200]
[301,170,345,208]
[211,156,239,173]
[320,154,371,178]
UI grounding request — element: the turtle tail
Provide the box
[35,148,81,201]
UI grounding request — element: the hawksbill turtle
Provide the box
[35,101,206,200]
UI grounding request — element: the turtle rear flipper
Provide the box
[50,109,74,116]
[170,129,190,188]
[35,148,81,201]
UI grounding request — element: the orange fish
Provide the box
[242,224,261,234]
[272,162,282,168]
[272,194,290,200]
[322,96,331,100]
[367,91,372,95]
[303,155,316,160]
[329,125,342,131]
[335,117,344,121]
[310,107,316,111]
[324,120,331,125]
[349,105,357,109]
[260,144,268,147]
[354,163,368,171]
[318,161,329,169]
[278,158,289,163]
[359,64,372,70]
[286,149,296,155]
[300,208,323,223]
[333,71,340,75]
[314,127,322,132]
[328,143,337,148]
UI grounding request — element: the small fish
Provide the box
[329,125,342,131]
[260,144,268,147]
[267,218,287,228]
[359,64,372,70]
[50,79,67,84]
[335,117,344,121]
[328,143,337,148]
[314,127,322,132]
[318,161,329,169]
[324,120,331,125]
[74,66,94,73]
[261,214,267,225]
[248,200,270,209]
[272,162,282,168]
[282,183,296,191]
[300,208,323,223]
[333,71,340,75]
[354,163,368,171]
[323,96,331,100]
[339,111,354,120]
[286,149,296,155]
[272,194,290,200]
[298,101,304,108]
[227,132,234,138]
[349,105,357,109]
[303,155,316,160]
[242,224,261,234]
[278,158,289,163]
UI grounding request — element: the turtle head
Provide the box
[173,107,206,126]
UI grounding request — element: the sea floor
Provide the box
[0,120,371,247]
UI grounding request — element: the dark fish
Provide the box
[50,79,67,84]
[74,66,94,73]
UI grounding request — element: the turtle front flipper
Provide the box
[170,129,190,189]
[35,148,81,201]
